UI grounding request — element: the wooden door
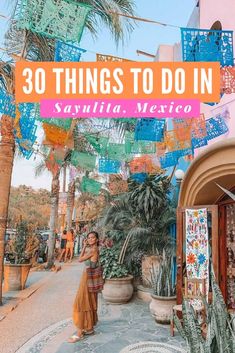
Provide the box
[218,201,235,309]
[176,205,219,304]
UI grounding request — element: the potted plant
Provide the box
[149,250,176,324]
[4,221,39,291]
[100,246,134,304]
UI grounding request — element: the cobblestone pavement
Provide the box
[0,261,186,353]
[16,296,186,353]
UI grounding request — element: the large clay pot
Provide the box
[137,284,153,302]
[149,294,176,324]
[102,275,134,304]
[4,264,31,291]
[141,256,160,288]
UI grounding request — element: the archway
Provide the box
[176,138,235,308]
[179,138,235,206]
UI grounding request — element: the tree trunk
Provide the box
[66,180,75,229]
[0,115,15,305]
[46,171,60,269]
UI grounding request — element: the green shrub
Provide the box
[100,247,128,279]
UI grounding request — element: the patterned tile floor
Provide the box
[16,297,187,353]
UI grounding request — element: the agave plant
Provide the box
[173,275,235,353]
[150,250,176,297]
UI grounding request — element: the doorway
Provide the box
[218,200,235,310]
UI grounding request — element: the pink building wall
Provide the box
[197,0,235,152]
[155,0,235,156]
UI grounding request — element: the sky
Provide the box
[0,0,195,190]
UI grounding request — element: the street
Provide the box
[0,261,186,353]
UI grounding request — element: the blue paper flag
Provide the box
[130,173,147,183]
[206,115,228,140]
[55,41,86,62]
[16,137,35,159]
[15,103,38,159]
[176,148,192,158]
[160,152,179,169]
[98,159,121,174]
[135,118,165,141]
[181,28,234,66]
[0,89,15,118]
[191,136,208,150]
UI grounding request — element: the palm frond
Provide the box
[34,160,47,177]
[0,61,14,94]
[78,0,136,44]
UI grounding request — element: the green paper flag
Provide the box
[125,132,156,154]
[85,134,109,156]
[37,116,72,131]
[81,177,102,195]
[15,0,91,42]
[71,151,96,171]
[107,143,126,161]
[113,118,137,125]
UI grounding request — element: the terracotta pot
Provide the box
[4,263,31,291]
[102,275,134,304]
[141,255,160,288]
[133,277,142,292]
[137,284,153,302]
[149,294,176,324]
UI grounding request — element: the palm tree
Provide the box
[66,180,75,230]
[34,148,68,268]
[0,0,136,301]
[47,170,60,268]
[0,63,15,305]
[102,174,176,264]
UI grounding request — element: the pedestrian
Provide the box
[58,230,67,263]
[68,231,102,343]
[65,228,75,262]
[55,233,60,259]
[74,231,79,256]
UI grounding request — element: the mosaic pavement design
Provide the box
[16,298,187,353]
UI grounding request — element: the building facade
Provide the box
[155,0,235,309]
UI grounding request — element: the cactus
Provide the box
[174,275,235,353]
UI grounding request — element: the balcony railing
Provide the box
[181,28,234,66]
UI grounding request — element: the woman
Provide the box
[68,231,100,343]
[58,230,67,263]
[65,228,75,262]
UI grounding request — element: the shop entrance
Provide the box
[176,139,235,308]
[176,201,235,309]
